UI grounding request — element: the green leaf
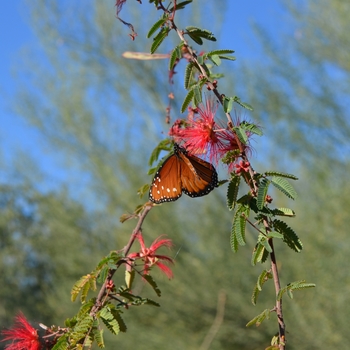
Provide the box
[252,269,273,305]
[148,139,173,166]
[147,17,167,38]
[217,54,236,61]
[270,207,296,217]
[168,0,193,11]
[227,175,241,211]
[266,231,284,239]
[277,280,316,301]
[71,275,95,302]
[209,54,221,66]
[71,315,94,344]
[77,299,95,319]
[246,309,271,327]
[139,298,161,307]
[251,240,269,265]
[259,236,272,253]
[185,26,217,42]
[184,62,195,89]
[80,278,93,304]
[223,96,233,113]
[240,121,263,136]
[232,96,254,110]
[192,85,202,106]
[234,126,249,144]
[143,274,162,297]
[52,334,69,350]
[230,223,239,253]
[111,309,127,333]
[206,49,235,56]
[151,27,170,54]
[273,219,303,252]
[125,269,135,289]
[100,307,120,335]
[92,326,105,348]
[232,204,249,247]
[181,89,195,113]
[169,47,179,71]
[251,243,265,265]
[257,178,270,210]
[137,183,150,198]
[187,32,203,45]
[264,171,298,180]
[271,176,297,200]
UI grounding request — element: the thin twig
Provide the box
[199,290,226,350]
[269,238,286,349]
[89,204,153,317]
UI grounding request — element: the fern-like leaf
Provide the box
[147,17,167,38]
[209,54,221,66]
[77,299,95,319]
[232,96,254,110]
[217,54,236,61]
[264,171,298,180]
[185,26,217,42]
[92,327,104,348]
[232,204,249,246]
[230,223,239,253]
[277,280,316,301]
[251,269,273,305]
[246,309,271,327]
[270,207,296,217]
[205,49,235,56]
[169,47,179,71]
[150,27,170,54]
[181,89,195,112]
[273,219,303,252]
[187,32,203,45]
[257,178,270,210]
[240,121,263,136]
[251,242,269,265]
[100,307,120,335]
[71,275,94,302]
[143,274,162,297]
[184,62,195,89]
[227,175,241,211]
[223,96,233,113]
[168,0,193,11]
[193,84,202,106]
[271,176,297,200]
[234,126,248,144]
[111,309,127,333]
[52,335,69,350]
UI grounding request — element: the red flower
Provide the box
[1,313,41,350]
[169,99,249,166]
[128,234,174,279]
[234,160,250,175]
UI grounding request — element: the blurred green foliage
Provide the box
[1,0,349,349]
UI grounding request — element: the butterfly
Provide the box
[149,143,218,203]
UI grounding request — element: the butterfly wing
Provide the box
[149,153,183,203]
[179,151,218,198]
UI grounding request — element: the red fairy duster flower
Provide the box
[169,99,246,165]
[128,234,174,279]
[1,313,41,350]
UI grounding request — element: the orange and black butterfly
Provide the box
[149,143,218,203]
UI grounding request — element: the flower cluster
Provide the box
[169,99,250,168]
[128,233,174,279]
[1,313,41,350]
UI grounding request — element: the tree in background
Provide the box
[1,0,349,349]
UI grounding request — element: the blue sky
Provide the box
[0,0,283,188]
